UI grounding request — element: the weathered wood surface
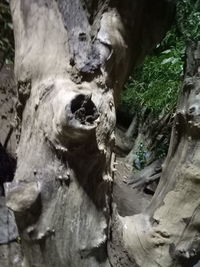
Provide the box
[0,64,21,266]
[4,0,174,266]
[110,42,200,267]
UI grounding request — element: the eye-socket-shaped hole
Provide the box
[189,106,196,114]
[71,94,99,125]
[78,32,87,42]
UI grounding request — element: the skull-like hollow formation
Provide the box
[48,85,102,146]
[44,79,115,148]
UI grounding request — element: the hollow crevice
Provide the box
[71,94,99,125]
[0,143,16,196]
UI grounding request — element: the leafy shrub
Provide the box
[119,29,184,117]
[0,1,14,65]
[119,0,200,118]
[176,0,200,41]
[134,143,148,169]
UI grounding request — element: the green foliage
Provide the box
[135,143,148,169]
[120,0,200,118]
[120,30,184,116]
[155,140,169,159]
[176,0,200,41]
[0,1,14,65]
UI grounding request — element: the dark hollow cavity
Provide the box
[71,94,99,125]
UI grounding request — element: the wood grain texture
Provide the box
[6,0,175,266]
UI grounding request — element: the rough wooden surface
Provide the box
[112,42,200,267]
[6,0,175,266]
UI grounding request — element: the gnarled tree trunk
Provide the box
[5,0,174,266]
[110,42,200,267]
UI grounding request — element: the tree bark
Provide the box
[110,42,200,267]
[6,1,174,266]
[126,110,172,166]
[125,114,138,139]
[0,64,21,267]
